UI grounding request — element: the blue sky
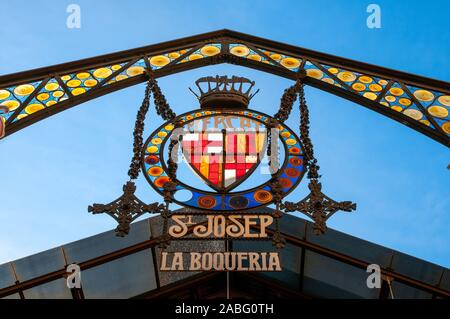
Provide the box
[0,0,449,267]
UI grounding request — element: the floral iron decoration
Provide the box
[88,70,178,245]
[273,71,357,235]
[89,70,356,247]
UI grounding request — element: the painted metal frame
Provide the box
[1,214,448,299]
[0,30,448,146]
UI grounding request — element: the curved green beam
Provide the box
[0,29,449,146]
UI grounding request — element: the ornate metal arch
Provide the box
[0,29,449,146]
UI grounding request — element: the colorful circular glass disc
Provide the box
[142,109,305,211]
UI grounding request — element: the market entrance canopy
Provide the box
[0,29,449,146]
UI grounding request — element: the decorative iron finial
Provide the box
[189,75,259,109]
[88,181,164,237]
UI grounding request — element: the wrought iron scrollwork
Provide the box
[157,128,181,248]
[273,72,357,234]
[269,178,286,249]
[127,77,152,180]
[89,71,179,241]
[281,180,356,235]
[274,78,303,122]
[88,182,165,237]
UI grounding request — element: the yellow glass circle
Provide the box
[67,79,81,88]
[61,75,71,81]
[200,45,220,56]
[1,100,20,111]
[115,75,128,81]
[399,98,412,106]
[328,67,339,74]
[37,93,50,101]
[403,109,423,120]
[230,45,250,57]
[428,105,448,118]
[157,131,168,138]
[391,106,403,112]
[389,87,404,96]
[420,119,430,126]
[53,91,64,98]
[45,82,59,91]
[247,54,262,62]
[285,138,297,145]
[369,84,382,92]
[17,114,28,120]
[281,131,291,138]
[0,90,11,100]
[281,57,301,69]
[437,95,450,106]
[363,92,377,100]
[25,103,44,114]
[76,72,90,79]
[352,83,366,91]
[378,79,388,86]
[126,66,145,76]
[188,54,203,61]
[385,95,396,102]
[441,121,450,134]
[164,124,174,131]
[306,69,323,79]
[147,146,158,153]
[269,53,281,61]
[337,71,356,82]
[380,101,389,106]
[84,79,98,87]
[151,138,162,145]
[14,84,34,96]
[111,64,122,71]
[359,76,373,83]
[46,100,57,107]
[93,68,112,79]
[168,52,180,59]
[414,89,434,102]
[72,88,86,96]
[322,78,335,84]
